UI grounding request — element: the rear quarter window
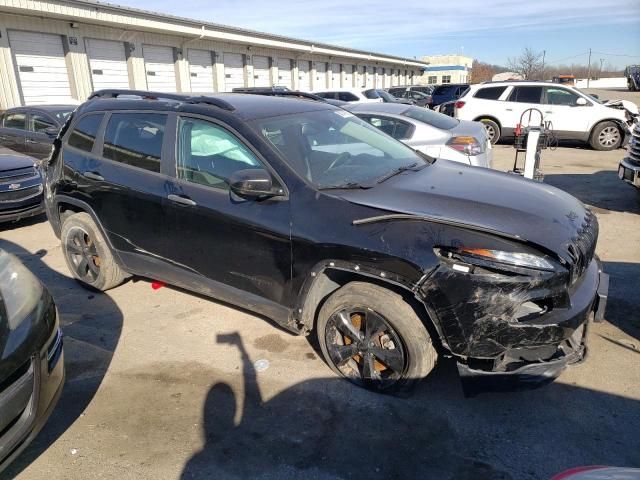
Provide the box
[474,86,508,100]
[67,113,104,153]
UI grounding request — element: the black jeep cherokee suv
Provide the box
[44,89,608,393]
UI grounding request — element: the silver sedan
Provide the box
[344,103,493,168]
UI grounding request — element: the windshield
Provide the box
[432,85,458,96]
[363,89,381,99]
[252,109,426,189]
[375,90,396,102]
[401,106,459,130]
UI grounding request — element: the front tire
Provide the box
[479,118,501,145]
[317,281,437,393]
[61,212,128,291]
[590,121,622,151]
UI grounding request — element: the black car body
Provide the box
[0,249,64,473]
[430,84,470,108]
[44,89,607,394]
[0,153,45,223]
[0,105,75,160]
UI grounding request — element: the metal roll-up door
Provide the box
[343,64,353,87]
[8,30,73,104]
[253,55,271,87]
[143,45,177,92]
[330,63,340,88]
[224,52,245,91]
[314,61,327,89]
[86,38,129,92]
[188,49,215,93]
[298,60,311,91]
[277,58,293,88]
[365,66,374,89]
[392,69,399,86]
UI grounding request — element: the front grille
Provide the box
[629,123,640,164]
[568,210,598,283]
[0,184,42,203]
[0,166,38,184]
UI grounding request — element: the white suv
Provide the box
[313,88,383,104]
[454,81,634,151]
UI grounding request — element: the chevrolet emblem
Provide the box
[8,183,21,190]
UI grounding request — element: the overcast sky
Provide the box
[124,0,640,68]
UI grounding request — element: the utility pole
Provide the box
[599,58,604,77]
[587,48,592,88]
[541,50,546,81]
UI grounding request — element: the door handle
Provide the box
[26,138,38,144]
[545,111,552,114]
[83,171,104,181]
[505,108,513,111]
[168,194,197,206]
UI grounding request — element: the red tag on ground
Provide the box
[151,281,165,290]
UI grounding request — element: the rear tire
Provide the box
[479,118,501,144]
[60,212,128,291]
[590,121,622,151]
[316,281,437,393]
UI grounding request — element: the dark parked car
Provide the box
[45,89,607,394]
[0,249,64,473]
[0,105,75,160]
[369,89,414,105]
[388,85,434,97]
[0,152,45,223]
[430,84,470,108]
[391,90,432,108]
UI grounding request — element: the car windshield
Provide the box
[363,89,381,99]
[401,106,459,130]
[252,109,427,189]
[572,87,603,104]
[51,109,73,121]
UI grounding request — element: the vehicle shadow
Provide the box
[602,261,640,343]
[0,239,124,478]
[545,170,640,214]
[0,213,47,233]
[181,333,640,480]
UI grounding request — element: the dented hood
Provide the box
[336,160,588,260]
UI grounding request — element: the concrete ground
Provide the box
[1,115,639,479]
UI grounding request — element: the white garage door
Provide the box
[298,60,311,91]
[392,69,399,86]
[277,58,292,88]
[343,64,353,88]
[330,63,340,88]
[8,30,72,105]
[86,38,129,92]
[365,66,374,89]
[314,62,327,89]
[224,53,244,91]
[383,69,390,88]
[253,55,270,87]
[188,49,215,93]
[143,45,176,92]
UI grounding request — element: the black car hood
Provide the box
[336,160,588,260]
[0,153,35,171]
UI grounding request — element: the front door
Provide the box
[165,115,291,305]
[543,86,590,138]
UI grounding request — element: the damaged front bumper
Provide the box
[421,255,609,395]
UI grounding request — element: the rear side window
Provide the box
[508,86,543,104]
[3,112,26,130]
[432,85,457,96]
[68,114,104,153]
[474,86,507,100]
[359,115,413,140]
[30,113,55,133]
[337,92,359,102]
[103,113,167,173]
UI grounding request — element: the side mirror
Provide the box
[229,169,278,199]
[44,126,60,137]
[575,97,588,106]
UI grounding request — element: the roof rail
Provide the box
[88,89,235,111]
[231,86,327,103]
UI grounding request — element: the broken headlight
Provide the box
[440,247,556,271]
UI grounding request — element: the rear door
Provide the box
[164,115,291,304]
[64,111,172,276]
[0,110,28,153]
[25,110,57,159]
[501,86,544,132]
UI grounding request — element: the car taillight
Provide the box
[446,136,484,156]
[455,101,465,109]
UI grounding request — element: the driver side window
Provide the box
[177,118,262,190]
[545,87,581,106]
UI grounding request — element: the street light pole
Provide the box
[541,50,546,81]
[587,48,592,88]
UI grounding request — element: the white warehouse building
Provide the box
[0,0,427,109]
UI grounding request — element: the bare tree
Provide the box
[506,47,544,80]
